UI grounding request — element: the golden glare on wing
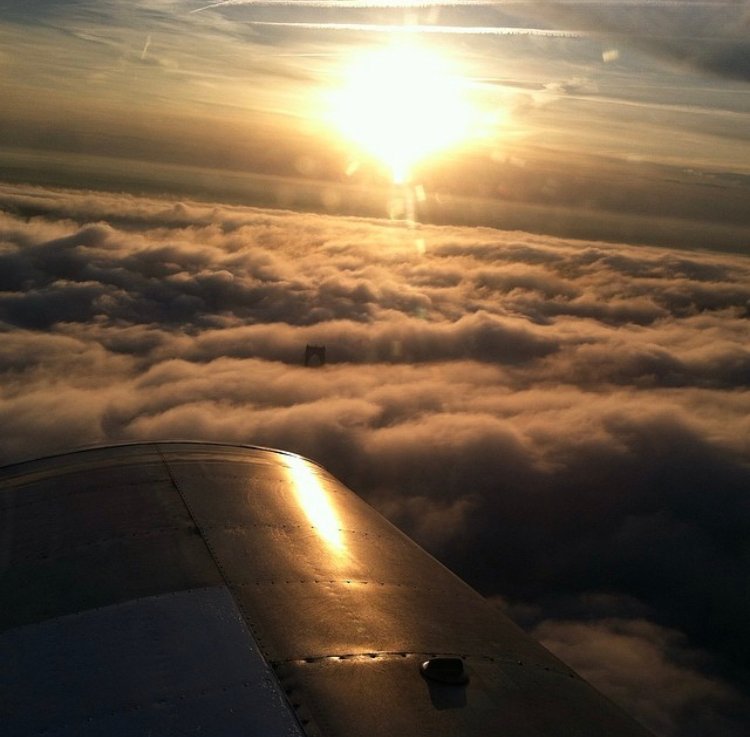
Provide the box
[286,455,346,554]
[328,41,474,184]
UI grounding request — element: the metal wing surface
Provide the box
[0,442,654,736]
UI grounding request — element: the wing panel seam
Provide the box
[154,446,319,737]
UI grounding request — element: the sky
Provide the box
[1,1,750,735]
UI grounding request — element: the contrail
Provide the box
[190,0,736,11]
[191,1,499,12]
[246,21,586,37]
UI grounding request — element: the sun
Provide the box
[328,41,474,184]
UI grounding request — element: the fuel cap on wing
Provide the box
[420,657,469,685]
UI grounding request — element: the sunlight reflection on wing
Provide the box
[286,455,346,553]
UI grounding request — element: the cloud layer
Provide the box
[1,182,749,735]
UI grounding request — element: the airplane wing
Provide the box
[0,442,653,736]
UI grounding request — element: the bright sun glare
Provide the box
[328,41,474,184]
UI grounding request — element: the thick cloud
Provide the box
[1,183,749,735]
[533,618,749,737]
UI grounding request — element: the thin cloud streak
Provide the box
[246,21,587,36]
[191,0,500,10]
[191,0,739,9]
